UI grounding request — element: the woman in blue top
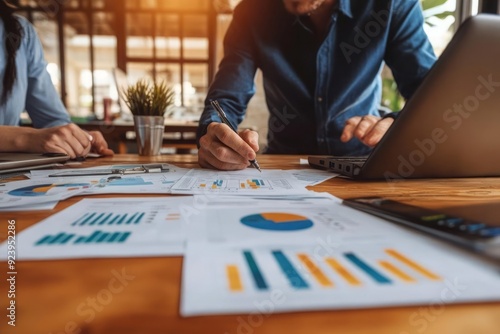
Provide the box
[0,0,113,158]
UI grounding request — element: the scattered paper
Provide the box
[181,200,500,316]
[0,201,58,212]
[288,169,338,186]
[0,179,88,211]
[0,197,196,260]
[170,169,309,195]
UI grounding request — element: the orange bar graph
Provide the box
[325,258,362,286]
[298,254,333,287]
[386,249,441,281]
[379,261,415,283]
[226,265,244,292]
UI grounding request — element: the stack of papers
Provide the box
[3,194,500,317]
[0,164,335,211]
[5,164,499,317]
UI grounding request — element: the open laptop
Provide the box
[0,153,70,175]
[308,14,500,180]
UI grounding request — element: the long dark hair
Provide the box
[1,0,23,105]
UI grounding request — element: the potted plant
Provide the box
[122,80,174,155]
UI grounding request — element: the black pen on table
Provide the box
[210,100,262,172]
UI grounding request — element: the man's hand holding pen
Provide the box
[198,122,260,171]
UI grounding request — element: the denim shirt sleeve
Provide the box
[196,1,257,145]
[24,20,70,128]
[385,0,436,101]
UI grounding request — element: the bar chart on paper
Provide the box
[197,179,268,190]
[181,240,500,316]
[221,248,440,293]
[170,169,308,195]
[71,211,147,226]
[194,178,282,191]
[35,230,132,246]
[2,197,194,260]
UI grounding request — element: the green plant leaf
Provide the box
[122,79,175,116]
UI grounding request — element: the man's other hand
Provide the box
[340,115,394,147]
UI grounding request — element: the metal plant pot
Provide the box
[133,115,165,156]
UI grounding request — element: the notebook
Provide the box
[0,153,70,175]
[308,14,500,179]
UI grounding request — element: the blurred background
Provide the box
[9,0,500,150]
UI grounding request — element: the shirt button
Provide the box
[317,97,323,102]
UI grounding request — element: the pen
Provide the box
[210,100,262,172]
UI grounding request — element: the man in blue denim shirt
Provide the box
[197,0,436,170]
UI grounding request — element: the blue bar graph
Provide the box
[243,251,268,290]
[71,212,146,226]
[98,213,113,225]
[344,253,392,284]
[107,215,120,225]
[59,234,75,244]
[72,213,95,226]
[50,233,68,244]
[272,250,309,289]
[85,231,103,243]
[118,232,131,242]
[96,232,111,242]
[107,232,122,242]
[35,232,75,245]
[36,230,132,246]
[35,235,54,245]
[88,213,105,226]
[116,214,127,225]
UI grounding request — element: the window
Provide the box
[12,0,215,120]
[382,0,483,111]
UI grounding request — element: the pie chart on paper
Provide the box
[240,213,313,231]
[8,183,89,197]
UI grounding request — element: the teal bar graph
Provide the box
[107,232,122,242]
[72,213,95,226]
[243,251,268,290]
[116,214,127,225]
[126,213,138,225]
[134,212,145,224]
[89,213,105,225]
[35,235,53,245]
[70,212,146,226]
[118,232,131,242]
[344,253,392,284]
[85,231,102,243]
[96,232,111,243]
[35,233,75,245]
[36,230,132,246]
[272,250,309,289]
[49,233,67,244]
[107,215,120,225]
[98,213,113,225]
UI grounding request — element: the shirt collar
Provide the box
[287,0,353,28]
[337,0,353,19]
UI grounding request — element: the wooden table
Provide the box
[1,155,500,334]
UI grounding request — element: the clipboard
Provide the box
[48,163,171,177]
